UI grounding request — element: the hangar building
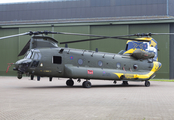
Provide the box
[0,0,174,79]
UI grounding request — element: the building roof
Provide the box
[1,16,174,27]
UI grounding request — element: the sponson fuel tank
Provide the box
[131,49,155,60]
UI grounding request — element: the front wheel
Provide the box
[17,72,22,79]
[66,79,74,87]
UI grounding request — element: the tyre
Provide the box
[145,80,150,87]
[66,79,74,86]
[83,81,91,88]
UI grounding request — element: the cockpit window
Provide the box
[38,53,41,59]
[25,51,33,59]
[33,53,39,60]
[25,50,42,60]
[32,53,42,60]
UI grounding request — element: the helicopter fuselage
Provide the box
[0,32,165,87]
[14,47,161,82]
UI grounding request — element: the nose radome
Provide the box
[16,59,32,65]
[14,59,32,72]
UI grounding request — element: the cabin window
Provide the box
[53,56,62,64]
[98,60,103,66]
[116,62,121,68]
[78,59,83,65]
[133,64,138,69]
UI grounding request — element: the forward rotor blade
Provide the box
[52,31,174,38]
[0,31,136,40]
[51,31,139,38]
[51,32,152,44]
[51,31,110,37]
[0,32,30,40]
[60,36,150,44]
[2,31,174,41]
[60,37,105,44]
[18,39,31,56]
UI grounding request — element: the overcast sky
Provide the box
[0,0,61,4]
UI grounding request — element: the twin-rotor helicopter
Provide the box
[1,31,172,88]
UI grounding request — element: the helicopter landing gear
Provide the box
[82,81,92,88]
[77,78,81,83]
[37,76,40,81]
[122,81,128,85]
[17,72,22,79]
[31,75,34,80]
[145,80,150,87]
[49,77,52,82]
[66,79,74,87]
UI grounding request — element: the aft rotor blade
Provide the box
[130,33,174,36]
[151,33,174,35]
[0,32,30,40]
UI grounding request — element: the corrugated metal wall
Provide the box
[170,24,174,79]
[0,0,168,21]
[0,23,170,78]
[0,0,173,78]
[0,28,19,75]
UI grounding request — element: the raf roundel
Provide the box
[70,56,73,60]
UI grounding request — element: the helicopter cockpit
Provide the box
[13,49,42,79]
[25,50,41,60]
[24,49,42,68]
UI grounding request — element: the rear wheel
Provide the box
[82,81,91,88]
[145,80,150,87]
[122,81,128,85]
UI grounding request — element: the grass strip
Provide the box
[150,79,174,82]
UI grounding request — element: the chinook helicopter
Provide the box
[1,31,168,88]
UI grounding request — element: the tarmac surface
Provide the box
[0,76,174,120]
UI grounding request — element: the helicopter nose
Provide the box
[14,59,32,72]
